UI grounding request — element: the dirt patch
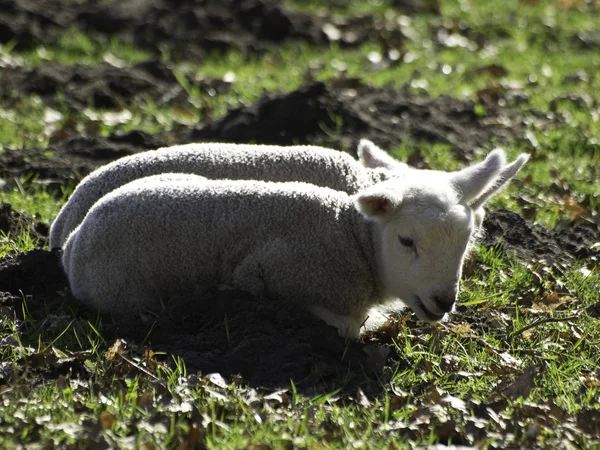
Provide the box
[0,60,229,109]
[0,131,165,183]
[1,0,384,57]
[482,209,600,268]
[0,202,48,246]
[1,81,552,183]
[0,248,65,299]
[189,80,548,162]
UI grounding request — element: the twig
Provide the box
[117,353,167,388]
[510,315,580,338]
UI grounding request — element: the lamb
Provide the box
[50,141,405,249]
[61,150,528,338]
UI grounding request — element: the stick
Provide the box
[510,315,579,337]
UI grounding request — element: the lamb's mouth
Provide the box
[414,296,445,322]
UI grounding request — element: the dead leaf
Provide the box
[423,384,444,403]
[144,349,158,372]
[208,373,228,389]
[139,443,157,450]
[449,322,474,337]
[582,376,600,388]
[558,0,583,9]
[472,64,508,78]
[137,389,154,409]
[105,339,127,362]
[500,366,537,400]
[99,412,116,430]
[357,388,371,408]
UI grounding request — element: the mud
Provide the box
[0,131,165,182]
[189,80,548,162]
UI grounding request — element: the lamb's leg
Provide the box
[307,305,363,339]
[232,240,365,338]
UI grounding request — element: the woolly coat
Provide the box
[61,175,387,325]
[51,143,392,249]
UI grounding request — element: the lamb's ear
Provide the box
[357,139,407,171]
[468,154,529,210]
[354,185,403,221]
[452,149,505,203]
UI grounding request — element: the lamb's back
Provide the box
[50,143,386,249]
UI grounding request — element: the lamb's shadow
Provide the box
[113,288,387,393]
[0,249,390,394]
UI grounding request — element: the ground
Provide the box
[0,0,599,448]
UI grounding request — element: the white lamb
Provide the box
[61,150,528,338]
[50,141,406,249]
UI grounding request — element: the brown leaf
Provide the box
[99,412,116,430]
[582,375,600,388]
[500,366,537,400]
[423,384,444,403]
[136,389,154,409]
[449,322,474,337]
[472,64,509,78]
[105,339,127,362]
[139,443,157,450]
[558,0,584,9]
[144,349,158,372]
[476,85,505,104]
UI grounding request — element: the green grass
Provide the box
[0,0,599,448]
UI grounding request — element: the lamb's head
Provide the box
[354,149,528,322]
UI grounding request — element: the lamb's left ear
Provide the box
[357,139,407,171]
[451,149,505,203]
[354,183,403,221]
[468,153,529,209]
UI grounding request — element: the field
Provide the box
[0,0,599,448]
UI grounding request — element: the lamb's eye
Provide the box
[398,236,414,248]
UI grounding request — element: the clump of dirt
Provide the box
[188,80,552,161]
[0,0,384,57]
[0,131,165,182]
[0,202,48,246]
[482,209,600,267]
[0,248,65,299]
[0,60,229,109]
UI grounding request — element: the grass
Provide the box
[0,0,599,448]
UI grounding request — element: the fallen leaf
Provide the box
[99,412,116,430]
[500,366,537,400]
[472,64,508,78]
[449,322,474,337]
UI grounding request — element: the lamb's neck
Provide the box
[348,210,387,303]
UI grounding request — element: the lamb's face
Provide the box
[355,146,529,322]
[376,199,474,321]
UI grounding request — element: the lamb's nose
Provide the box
[432,292,456,313]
